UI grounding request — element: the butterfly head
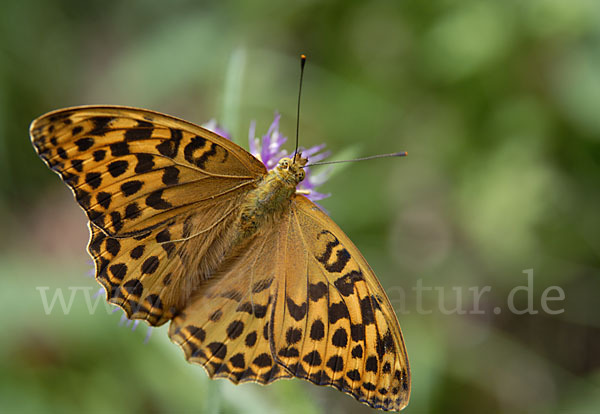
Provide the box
[276,153,307,185]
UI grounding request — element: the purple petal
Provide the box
[246,112,332,200]
[144,327,153,344]
[307,150,331,165]
[307,167,333,187]
[266,113,281,138]
[301,144,326,157]
[307,190,331,202]
[203,119,231,140]
[260,134,271,166]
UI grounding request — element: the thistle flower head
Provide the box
[206,113,331,202]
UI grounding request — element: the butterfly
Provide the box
[29,106,410,411]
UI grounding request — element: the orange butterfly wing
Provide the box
[271,195,410,411]
[169,194,410,411]
[30,106,266,325]
[168,217,292,384]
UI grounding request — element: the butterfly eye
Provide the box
[297,169,305,181]
[278,158,291,169]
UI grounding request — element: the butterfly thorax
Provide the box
[239,155,307,238]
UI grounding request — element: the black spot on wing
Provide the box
[245,331,257,347]
[124,126,153,141]
[71,159,83,172]
[146,190,172,210]
[209,309,222,322]
[130,245,144,259]
[76,189,91,209]
[108,160,128,177]
[310,319,325,341]
[375,330,395,360]
[286,297,307,321]
[230,353,245,369]
[351,344,363,358]
[303,350,322,366]
[74,137,94,151]
[184,135,218,169]
[207,342,227,359]
[123,279,143,297]
[331,327,348,348]
[109,263,127,282]
[97,191,112,209]
[226,320,244,340]
[124,202,141,220]
[236,302,268,318]
[93,149,106,161]
[333,270,364,296]
[144,294,163,312]
[350,324,365,341]
[346,369,361,381]
[253,353,272,368]
[362,382,376,391]
[161,166,179,185]
[278,347,300,358]
[109,141,129,156]
[326,355,344,372]
[110,211,123,232]
[316,230,339,265]
[285,327,302,345]
[121,180,143,196]
[382,362,392,374]
[308,282,327,301]
[89,117,114,135]
[156,228,171,243]
[366,356,378,373]
[156,128,183,158]
[134,154,154,174]
[329,301,350,324]
[360,296,376,325]
[85,172,102,189]
[88,209,103,228]
[141,256,159,274]
[325,248,351,273]
[251,278,273,294]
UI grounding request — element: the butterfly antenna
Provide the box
[293,54,307,162]
[305,151,408,167]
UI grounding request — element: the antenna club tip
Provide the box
[301,54,306,60]
[401,151,408,156]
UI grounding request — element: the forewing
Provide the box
[271,195,410,411]
[30,106,267,325]
[30,106,266,236]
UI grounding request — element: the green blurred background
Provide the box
[1,0,599,413]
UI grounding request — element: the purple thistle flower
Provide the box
[202,119,231,140]
[206,113,331,202]
[250,113,331,202]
